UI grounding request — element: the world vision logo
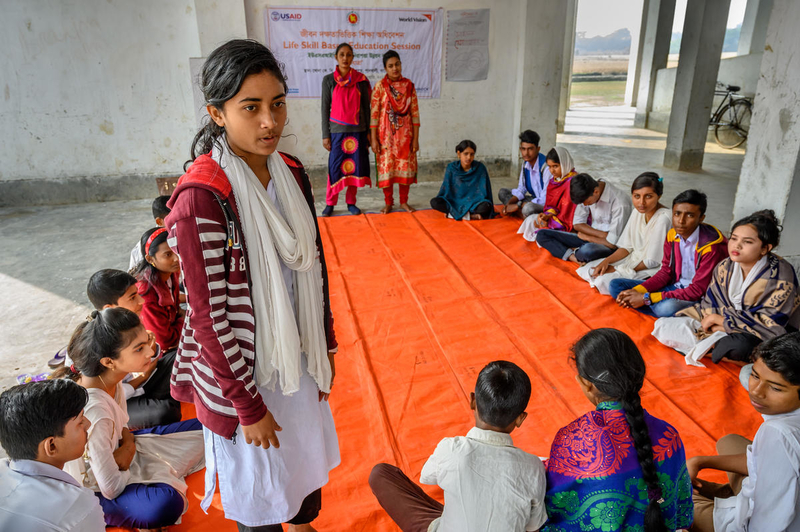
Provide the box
[271,11,302,21]
[347,11,359,25]
[398,14,431,22]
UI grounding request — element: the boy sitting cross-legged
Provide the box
[0,379,106,531]
[688,332,800,531]
[369,361,547,532]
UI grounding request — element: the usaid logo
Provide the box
[271,11,302,21]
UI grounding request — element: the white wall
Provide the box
[0,0,201,182]
[243,0,529,169]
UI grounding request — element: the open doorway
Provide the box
[569,0,644,109]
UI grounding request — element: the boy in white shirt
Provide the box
[0,379,106,531]
[688,332,800,531]
[537,173,632,264]
[369,361,547,532]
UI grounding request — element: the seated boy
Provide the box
[610,190,728,317]
[499,130,551,218]
[0,379,106,531]
[129,194,171,270]
[688,332,800,531]
[369,361,547,532]
[85,268,181,429]
[537,173,632,264]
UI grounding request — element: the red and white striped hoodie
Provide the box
[165,151,337,439]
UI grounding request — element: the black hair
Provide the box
[474,361,531,428]
[188,39,287,167]
[86,269,137,310]
[132,227,169,288]
[732,209,782,250]
[572,329,667,532]
[753,332,800,397]
[0,380,88,461]
[382,50,400,67]
[519,130,540,146]
[152,195,172,220]
[61,308,144,380]
[546,148,559,163]
[569,173,600,204]
[672,189,708,215]
[455,139,477,153]
[631,172,664,196]
[335,42,353,56]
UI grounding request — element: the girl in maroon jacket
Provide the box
[133,226,184,351]
[165,40,339,531]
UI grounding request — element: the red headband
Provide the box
[145,228,168,255]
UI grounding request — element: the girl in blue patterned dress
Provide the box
[543,329,693,532]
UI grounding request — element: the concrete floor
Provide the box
[0,106,745,397]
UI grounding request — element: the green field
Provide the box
[569,80,627,107]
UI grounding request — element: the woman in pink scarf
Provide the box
[320,42,372,216]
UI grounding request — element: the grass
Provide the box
[569,80,627,107]
[572,56,629,75]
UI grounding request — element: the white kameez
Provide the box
[652,256,769,367]
[577,206,671,295]
[201,180,340,527]
[64,385,205,503]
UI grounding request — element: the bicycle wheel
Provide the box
[715,99,752,149]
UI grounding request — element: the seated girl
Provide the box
[543,328,693,531]
[430,140,494,221]
[518,147,578,242]
[134,227,184,352]
[652,210,799,366]
[576,172,671,295]
[62,308,204,530]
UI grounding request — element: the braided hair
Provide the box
[571,328,668,532]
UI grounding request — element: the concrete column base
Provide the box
[663,148,705,170]
[634,112,649,129]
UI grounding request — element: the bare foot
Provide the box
[471,213,483,220]
[400,202,416,212]
[381,204,393,214]
[566,254,580,264]
[288,525,318,532]
[504,203,519,216]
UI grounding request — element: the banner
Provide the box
[446,9,490,82]
[266,6,443,98]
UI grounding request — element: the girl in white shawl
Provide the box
[577,172,671,295]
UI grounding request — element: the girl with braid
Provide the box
[543,329,693,531]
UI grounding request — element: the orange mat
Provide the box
[122,211,762,531]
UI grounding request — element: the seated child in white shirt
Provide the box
[369,360,547,532]
[688,332,800,532]
[0,379,106,531]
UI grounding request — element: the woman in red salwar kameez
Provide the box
[370,50,420,214]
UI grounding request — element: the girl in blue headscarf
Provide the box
[430,140,494,221]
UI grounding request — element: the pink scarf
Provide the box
[330,68,367,126]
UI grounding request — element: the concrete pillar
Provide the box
[511,0,568,161]
[663,0,731,170]
[633,0,676,128]
[624,0,648,107]
[193,0,248,56]
[737,0,774,56]
[557,0,578,133]
[732,0,800,264]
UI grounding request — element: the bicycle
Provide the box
[709,82,752,149]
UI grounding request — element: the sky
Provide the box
[575,0,748,38]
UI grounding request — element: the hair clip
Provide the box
[86,314,95,322]
[658,177,663,182]
[592,370,610,382]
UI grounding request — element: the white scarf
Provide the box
[213,139,331,395]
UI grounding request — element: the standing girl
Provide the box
[320,42,372,216]
[543,329,693,532]
[134,226,184,351]
[370,50,420,214]
[62,308,204,531]
[519,147,578,241]
[166,40,339,531]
